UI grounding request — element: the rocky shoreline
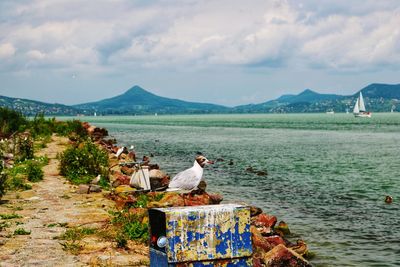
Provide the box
[83,122,313,267]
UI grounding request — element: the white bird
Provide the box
[116,146,126,158]
[167,155,214,191]
[90,174,101,185]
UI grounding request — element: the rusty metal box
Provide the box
[149,204,252,266]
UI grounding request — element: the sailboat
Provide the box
[353,92,371,118]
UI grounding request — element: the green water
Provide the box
[70,113,400,266]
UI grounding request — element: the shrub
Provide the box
[0,213,22,219]
[14,228,31,235]
[17,135,34,162]
[59,140,109,184]
[110,209,149,243]
[0,107,28,137]
[7,176,32,191]
[26,161,43,182]
[0,162,7,199]
[54,120,88,140]
[30,113,53,137]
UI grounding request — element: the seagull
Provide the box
[167,155,214,192]
[116,146,126,158]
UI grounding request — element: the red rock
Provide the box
[151,192,185,208]
[252,253,264,267]
[253,213,277,235]
[183,192,223,206]
[184,194,210,206]
[265,235,286,247]
[251,226,273,252]
[263,244,311,267]
[208,193,223,204]
[121,166,134,176]
[112,173,131,186]
[77,184,90,194]
[289,240,308,256]
[275,220,291,236]
[114,195,137,209]
[250,206,263,217]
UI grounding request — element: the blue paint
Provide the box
[151,204,253,264]
[187,230,195,242]
[215,226,232,255]
[168,234,182,258]
[188,213,198,221]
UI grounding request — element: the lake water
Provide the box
[71,114,400,266]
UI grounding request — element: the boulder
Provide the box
[148,192,185,208]
[111,173,131,187]
[89,185,102,193]
[275,221,291,236]
[113,194,137,209]
[77,184,90,194]
[264,235,286,247]
[114,185,136,194]
[121,166,135,176]
[149,170,169,190]
[252,213,277,235]
[250,206,263,217]
[183,192,222,206]
[288,240,308,256]
[208,192,223,204]
[149,169,166,179]
[262,244,311,267]
[251,226,274,252]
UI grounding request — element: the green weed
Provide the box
[26,161,43,182]
[59,140,109,185]
[14,228,31,235]
[0,213,22,220]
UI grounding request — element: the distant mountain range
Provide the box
[0,95,80,116]
[74,85,229,115]
[1,83,400,115]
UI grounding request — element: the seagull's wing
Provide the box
[168,168,199,190]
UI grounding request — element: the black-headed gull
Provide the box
[167,155,214,191]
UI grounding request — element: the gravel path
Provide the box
[0,136,148,267]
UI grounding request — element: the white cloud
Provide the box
[0,0,400,73]
[0,43,16,58]
[26,50,45,60]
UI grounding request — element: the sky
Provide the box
[0,0,399,107]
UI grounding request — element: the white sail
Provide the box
[358,92,366,112]
[353,97,360,114]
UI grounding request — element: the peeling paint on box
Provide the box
[157,204,252,263]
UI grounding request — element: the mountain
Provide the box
[355,83,400,99]
[1,83,399,115]
[233,89,344,113]
[234,83,400,113]
[74,85,229,115]
[283,89,342,103]
[0,95,80,116]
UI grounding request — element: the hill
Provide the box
[1,83,399,115]
[74,85,229,115]
[235,83,400,113]
[0,95,80,116]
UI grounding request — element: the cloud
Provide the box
[0,43,16,58]
[0,0,399,74]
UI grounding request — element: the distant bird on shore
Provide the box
[167,155,214,191]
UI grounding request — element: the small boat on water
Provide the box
[326,110,334,115]
[353,92,371,118]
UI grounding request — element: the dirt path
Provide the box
[0,136,148,267]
